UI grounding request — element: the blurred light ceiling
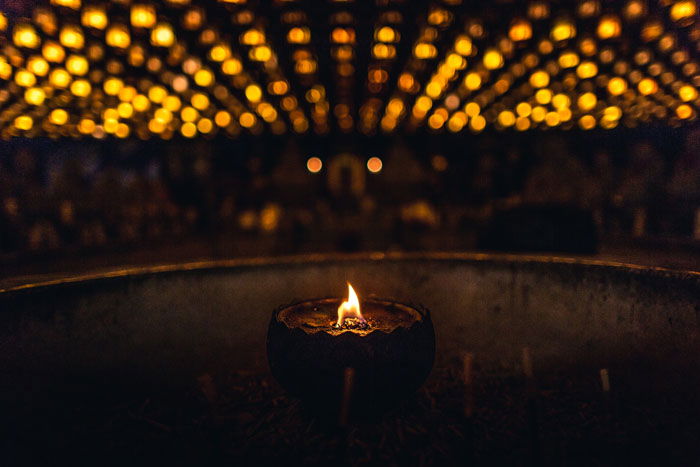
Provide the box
[0,0,698,139]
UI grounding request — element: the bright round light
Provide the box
[306,157,322,173]
[367,157,383,173]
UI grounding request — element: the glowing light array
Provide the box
[0,0,696,139]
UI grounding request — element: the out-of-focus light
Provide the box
[529,70,550,88]
[455,35,472,56]
[498,110,516,127]
[638,78,658,95]
[131,4,156,28]
[250,45,272,61]
[103,77,124,96]
[579,114,596,129]
[42,41,65,62]
[49,68,71,87]
[509,18,532,41]
[288,27,311,44]
[558,50,580,68]
[670,1,697,23]
[14,24,41,48]
[551,18,576,41]
[27,56,49,76]
[194,69,214,87]
[577,92,597,111]
[82,6,108,30]
[66,55,88,76]
[676,104,693,119]
[576,61,598,78]
[597,15,622,39]
[106,25,131,48]
[306,157,323,173]
[222,58,243,75]
[624,0,646,20]
[49,109,69,125]
[15,70,36,87]
[24,87,45,105]
[14,115,33,131]
[151,23,175,47]
[70,79,91,97]
[608,77,628,95]
[59,25,84,49]
[239,112,257,128]
[679,85,698,101]
[245,84,263,103]
[367,156,383,173]
[375,26,399,43]
[483,49,504,69]
[215,110,231,127]
[535,88,552,104]
[414,43,438,59]
[51,0,80,9]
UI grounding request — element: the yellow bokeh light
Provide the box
[464,102,481,117]
[239,112,257,128]
[180,122,197,138]
[509,19,533,42]
[288,27,311,44]
[14,24,40,49]
[49,109,68,125]
[551,19,576,41]
[106,24,131,48]
[197,118,214,134]
[70,79,91,97]
[245,84,263,103]
[529,70,550,88]
[250,45,272,62]
[558,50,580,68]
[133,94,151,112]
[516,102,532,117]
[148,86,167,104]
[498,110,516,127]
[470,115,486,132]
[306,157,322,173]
[576,61,598,79]
[535,88,553,105]
[163,95,182,112]
[577,92,597,111]
[49,68,71,88]
[464,73,482,91]
[103,77,124,96]
[215,110,232,127]
[222,58,243,75]
[483,49,504,70]
[597,15,622,39]
[455,35,473,56]
[376,26,398,43]
[66,55,88,76]
[24,87,45,105]
[670,1,697,22]
[59,25,84,49]
[676,104,693,119]
[194,69,214,87]
[78,118,96,134]
[15,70,36,87]
[14,115,33,131]
[678,85,698,102]
[82,6,108,30]
[181,106,199,122]
[552,93,571,109]
[42,41,65,62]
[414,43,437,59]
[607,77,628,95]
[151,23,175,47]
[27,56,49,76]
[131,4,156,28]
[637,78,658,95]
[117,102,134,119]
[191,93,210,110]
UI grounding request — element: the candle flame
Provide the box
[336,283,365,327]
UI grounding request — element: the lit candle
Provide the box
[267,283,435,416]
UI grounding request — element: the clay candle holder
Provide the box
[267,284,435,414]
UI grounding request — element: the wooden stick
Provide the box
[338,367,355,427]
[462,352,475,418]
[600,368,611,393]
[522,347,540,467]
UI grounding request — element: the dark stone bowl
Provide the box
[267,298,435,415]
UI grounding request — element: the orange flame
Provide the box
[336,283,365,326]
